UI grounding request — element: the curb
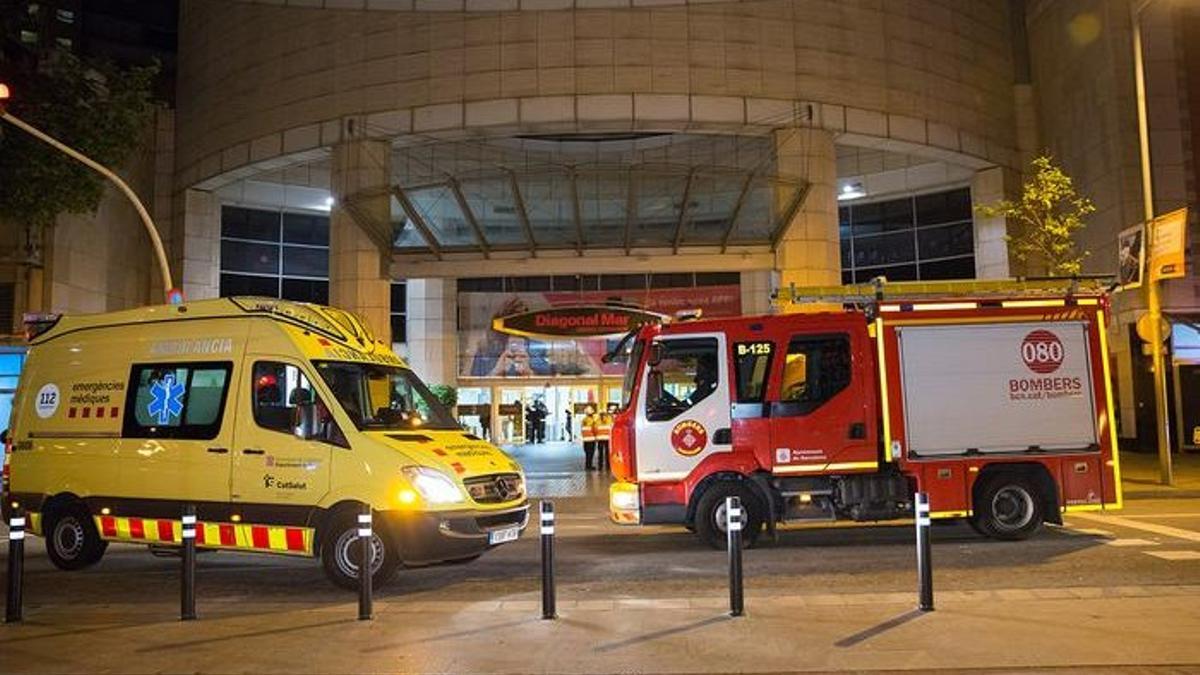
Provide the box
[1123,488,1200,500]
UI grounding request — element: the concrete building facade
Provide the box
[2,0,1197,447]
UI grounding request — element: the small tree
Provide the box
[0,28,158,233]
[975,154,1095,277]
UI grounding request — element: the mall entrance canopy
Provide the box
[371,133,809,261]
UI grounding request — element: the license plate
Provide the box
[488,526,520,545]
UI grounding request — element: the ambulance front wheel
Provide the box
[320,509,399,591]
[45,501,107,571]
[693,482,764,550]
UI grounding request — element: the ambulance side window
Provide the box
[123,362,233,440]
[645,338,719,422]
[253,362,344,445]
[776,335,851,415]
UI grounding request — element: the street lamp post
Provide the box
[0,86,177,303]
[1131,0,1173,485]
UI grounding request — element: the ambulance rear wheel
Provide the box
[693,483,763,550]
[320,509,399,591]
[972,475,1043,541]
[45,502,107,571]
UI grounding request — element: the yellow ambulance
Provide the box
[2,297,528,588]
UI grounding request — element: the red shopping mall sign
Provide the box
[492,305,667,338]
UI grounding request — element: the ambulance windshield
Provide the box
[314,362,459,431]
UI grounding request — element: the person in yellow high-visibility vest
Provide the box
[580,405,599,471]
[595,403,615,472]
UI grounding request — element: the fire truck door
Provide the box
[636,333,732,481]
[768,331,874,473]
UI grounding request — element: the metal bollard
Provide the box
[358,505,373,621]
[181,505,197,621]
[6,506,25,623]
[726,496,744,617]
[915,492,934,612]
[540,501,556,620]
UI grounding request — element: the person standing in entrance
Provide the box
[580,405,599,470]
[595,403,615,472]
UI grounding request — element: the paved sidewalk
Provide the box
[3,585,1199,673]
[1120,450,1200,499]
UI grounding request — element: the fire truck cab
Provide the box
[607,280,1122,548]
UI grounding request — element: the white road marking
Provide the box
[1070,512,1200,543]
[1104,538,1159,547]
[1144,550,1200,561]
[1066,527,1114,537]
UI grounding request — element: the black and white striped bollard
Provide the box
[181,505,197,621]
[915,492,934,612]
[540,501,556,620]
[358,504,373,620]
[726,496,744,617]
[6,506,25,623]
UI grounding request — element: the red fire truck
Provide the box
[606,280,1122,548]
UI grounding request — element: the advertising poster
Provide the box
[1149,207,1188,281]
[459,285,741,379]
[1117,224,1144,289]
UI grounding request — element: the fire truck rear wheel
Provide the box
[320,509,399,591]
[972,475,1044,541]
[693,483,764,550]
[45,501,107,571]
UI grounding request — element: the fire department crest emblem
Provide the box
[670,420,708,457]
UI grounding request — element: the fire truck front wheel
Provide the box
[693,483,764,550]
[972,475,1044,541]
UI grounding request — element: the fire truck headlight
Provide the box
[609,482,639,511]
[401,466,465,505]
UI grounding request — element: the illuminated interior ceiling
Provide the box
[388,133,807,259]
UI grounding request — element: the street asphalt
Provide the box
[2,446,1199,673]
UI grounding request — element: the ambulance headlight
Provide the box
[401,466,465,505]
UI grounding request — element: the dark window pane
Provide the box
[391,315,407,343]
[880,198,913,230]
[919,256,976,280]
[221,240,279,275]
[391,283,407,312]
[695,272,740,286]
[916,187,972,226]
[552,275,581,291]
[838,205,850,227]
[852,231,915,268]
[859,263,918,282]
[222,206,280,242]
[601,274,647,290]
[841,270,854,285]
[850,202,882,235]
[918,222,975,260]
[650,273,693,289]
[282,246,328,278]
[220,273,278,297]
[506,276,551,292]
[840,240,852,268]
[282,212,330,246]
[281,278,329,304]
[458,277,503,293]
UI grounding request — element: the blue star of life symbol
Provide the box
[147,373,185,425]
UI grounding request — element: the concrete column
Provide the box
[330,137,392,344]
[178,188,220,301]
[772,128,839,289]
[404,278,458,387]
[739,270,773,315]
[971,167,1012,279]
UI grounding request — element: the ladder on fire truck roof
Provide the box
[774,275,1114,309]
